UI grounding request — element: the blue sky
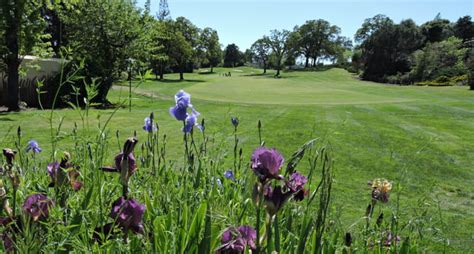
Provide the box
[138,0,473,50]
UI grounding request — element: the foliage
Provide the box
[199,28,222,72]
[411,37,468,82]
[250,38,271,73]
[223,44,244,67]
[60,0,143,103]
[265,29,290,77]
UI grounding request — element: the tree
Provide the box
[294,20,343,68]
[420,15,453,44]
[0,0,48,111]
[199,27,221,72]
[61,0,142,103]
[175,17,199,71]
[454,16,474,42]
[265,29,290,76]
[223,44,241,67]
[157,0,171,21]
[168,27,193,80]
[250,38,271,73]
[411,37,468,82]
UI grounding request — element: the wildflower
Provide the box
[48,152,82,191]
[224,170,235,181]
[250,147,284,182]
[26,140,42,153]
[231,117,239,128]
[382,231,401,247]
[169,90,193,121]
[143,117,157,132]
[22,194,54,222]
[110,197,145,234]
[183,110,202,133]
[286,172,307,193]
[263,185,292,216]
[101,138,138,188]
[216,225,256,253]
[2,149,16,166]
[369,179,392,203]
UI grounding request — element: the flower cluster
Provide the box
[22,194,54,222]
[369,178,392,203]
[110,197,145,234]
[216,225,257,253]
[169,90,202,133]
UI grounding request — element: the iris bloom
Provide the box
[110,197,145,234]
[143,117,157,132]
[183,110,202,133]
[250,147,284,182]
[224,170,235,181]
[101,137,138,188]
[216,225,256,253]
[169,90,193,121]
[2,149,16,165]
[22,194,54,221]
[48,152,83,191]
[231,117,239,128]
[26,140,42,153]
[369,179,392,203]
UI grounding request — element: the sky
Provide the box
[137,0,473,50]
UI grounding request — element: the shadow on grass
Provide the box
[198,71,217,75]
[148,79,205,83]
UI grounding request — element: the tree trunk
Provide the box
[312,58,316,67]
[276,68,280,76]
[210,66,213,73]
[263,60,267,74]
[305,57,309,68]
[159,64,164,80]
[5,2,21,111]
[180,64,184,80]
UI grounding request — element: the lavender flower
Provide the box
[231,117,239,128]
[26,140,42,153]
[216,225,256,253]
[224,170,236,181]
[22,194,54,222]
[286,172,307,193]
[143,117,157,132]
[250,147,284,182]
[183,110,200,133]
[169,90,192,121]
[263,185,292,216]
[2,149,16,165]
[110,197,145,234]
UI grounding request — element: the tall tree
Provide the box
[250,38,271,73]
[223,43,241,67]
[454,16,474,42]
[199,28,221,72]
[169,29,192,80]
[420,15,453,44]
[0,0,48,111]
[157,0,170,21]
[61,0,142,103]
[265,29,290,76]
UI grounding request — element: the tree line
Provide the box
[1,1,472,111]
[352,14,474,88]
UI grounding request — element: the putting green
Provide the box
[184,68,467,105]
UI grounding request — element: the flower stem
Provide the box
[266,214,273,254]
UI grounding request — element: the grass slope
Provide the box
[0,67,473,252]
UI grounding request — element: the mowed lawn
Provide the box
[1,67,473,251]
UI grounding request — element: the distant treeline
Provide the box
[1,1,473,110]
[351,14,474,88]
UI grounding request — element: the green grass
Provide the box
[1,67,473,252]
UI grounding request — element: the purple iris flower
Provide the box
[231,117,239,128]
[110,197,145,234]
[143,117,157,132]
[183,110,202,133]
[224,170,235,181]
[263,185,292,216]
[26,140,42,153]
[22,194,54,221]
[286,172,307,193]
[114,152,137,175]
[2,148,16,165]
[251,147,284,182]
[216,225,257,253]
[47,162,60,179]
[169,90,192,121]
